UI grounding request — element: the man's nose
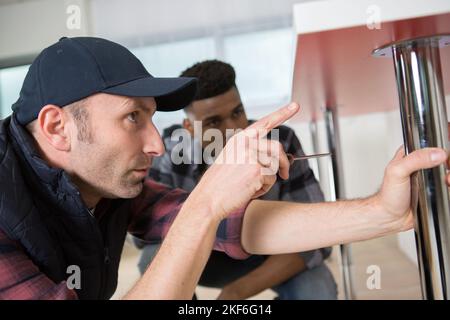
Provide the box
[143,123,165,157]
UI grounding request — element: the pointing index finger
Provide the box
[245,103,300,137]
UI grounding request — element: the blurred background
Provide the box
[2,0,448,299]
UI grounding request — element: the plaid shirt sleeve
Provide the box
[279,127,332,269]
[128,178,250,260]
[0,227,78,300]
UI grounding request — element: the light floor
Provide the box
[111,234,422,300]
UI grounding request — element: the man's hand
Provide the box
[376,146,448,231]
[194,102,300,220]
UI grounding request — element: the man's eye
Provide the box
[128,111,138,123]
[233,109,243,117]
[206,120,220,127]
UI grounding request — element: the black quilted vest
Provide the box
[0,115,132,299]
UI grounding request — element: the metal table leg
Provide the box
[373,35,450,300]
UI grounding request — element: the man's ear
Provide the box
[37,105,71,151]
[182,118,194,136]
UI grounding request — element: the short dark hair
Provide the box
[180,60,236,101]
[67,98,92,143]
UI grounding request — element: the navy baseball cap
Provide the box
[12,37,198,125]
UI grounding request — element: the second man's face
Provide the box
[185,87,249,149]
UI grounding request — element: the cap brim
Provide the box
[102,76,197,112]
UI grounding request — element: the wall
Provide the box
[0,0,91,65]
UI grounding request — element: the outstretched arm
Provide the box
[242,147,447,254]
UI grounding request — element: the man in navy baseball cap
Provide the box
[0,36,206,299]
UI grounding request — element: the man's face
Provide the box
[67,93,164,200]
[185,87,249,149]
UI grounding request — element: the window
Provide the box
[130,28,295,130]
[0,65,30,118]
[132,37,216,132]
[224,28,295,119]
[132,37,216,77]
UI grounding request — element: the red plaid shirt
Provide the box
[0,179,249,300]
